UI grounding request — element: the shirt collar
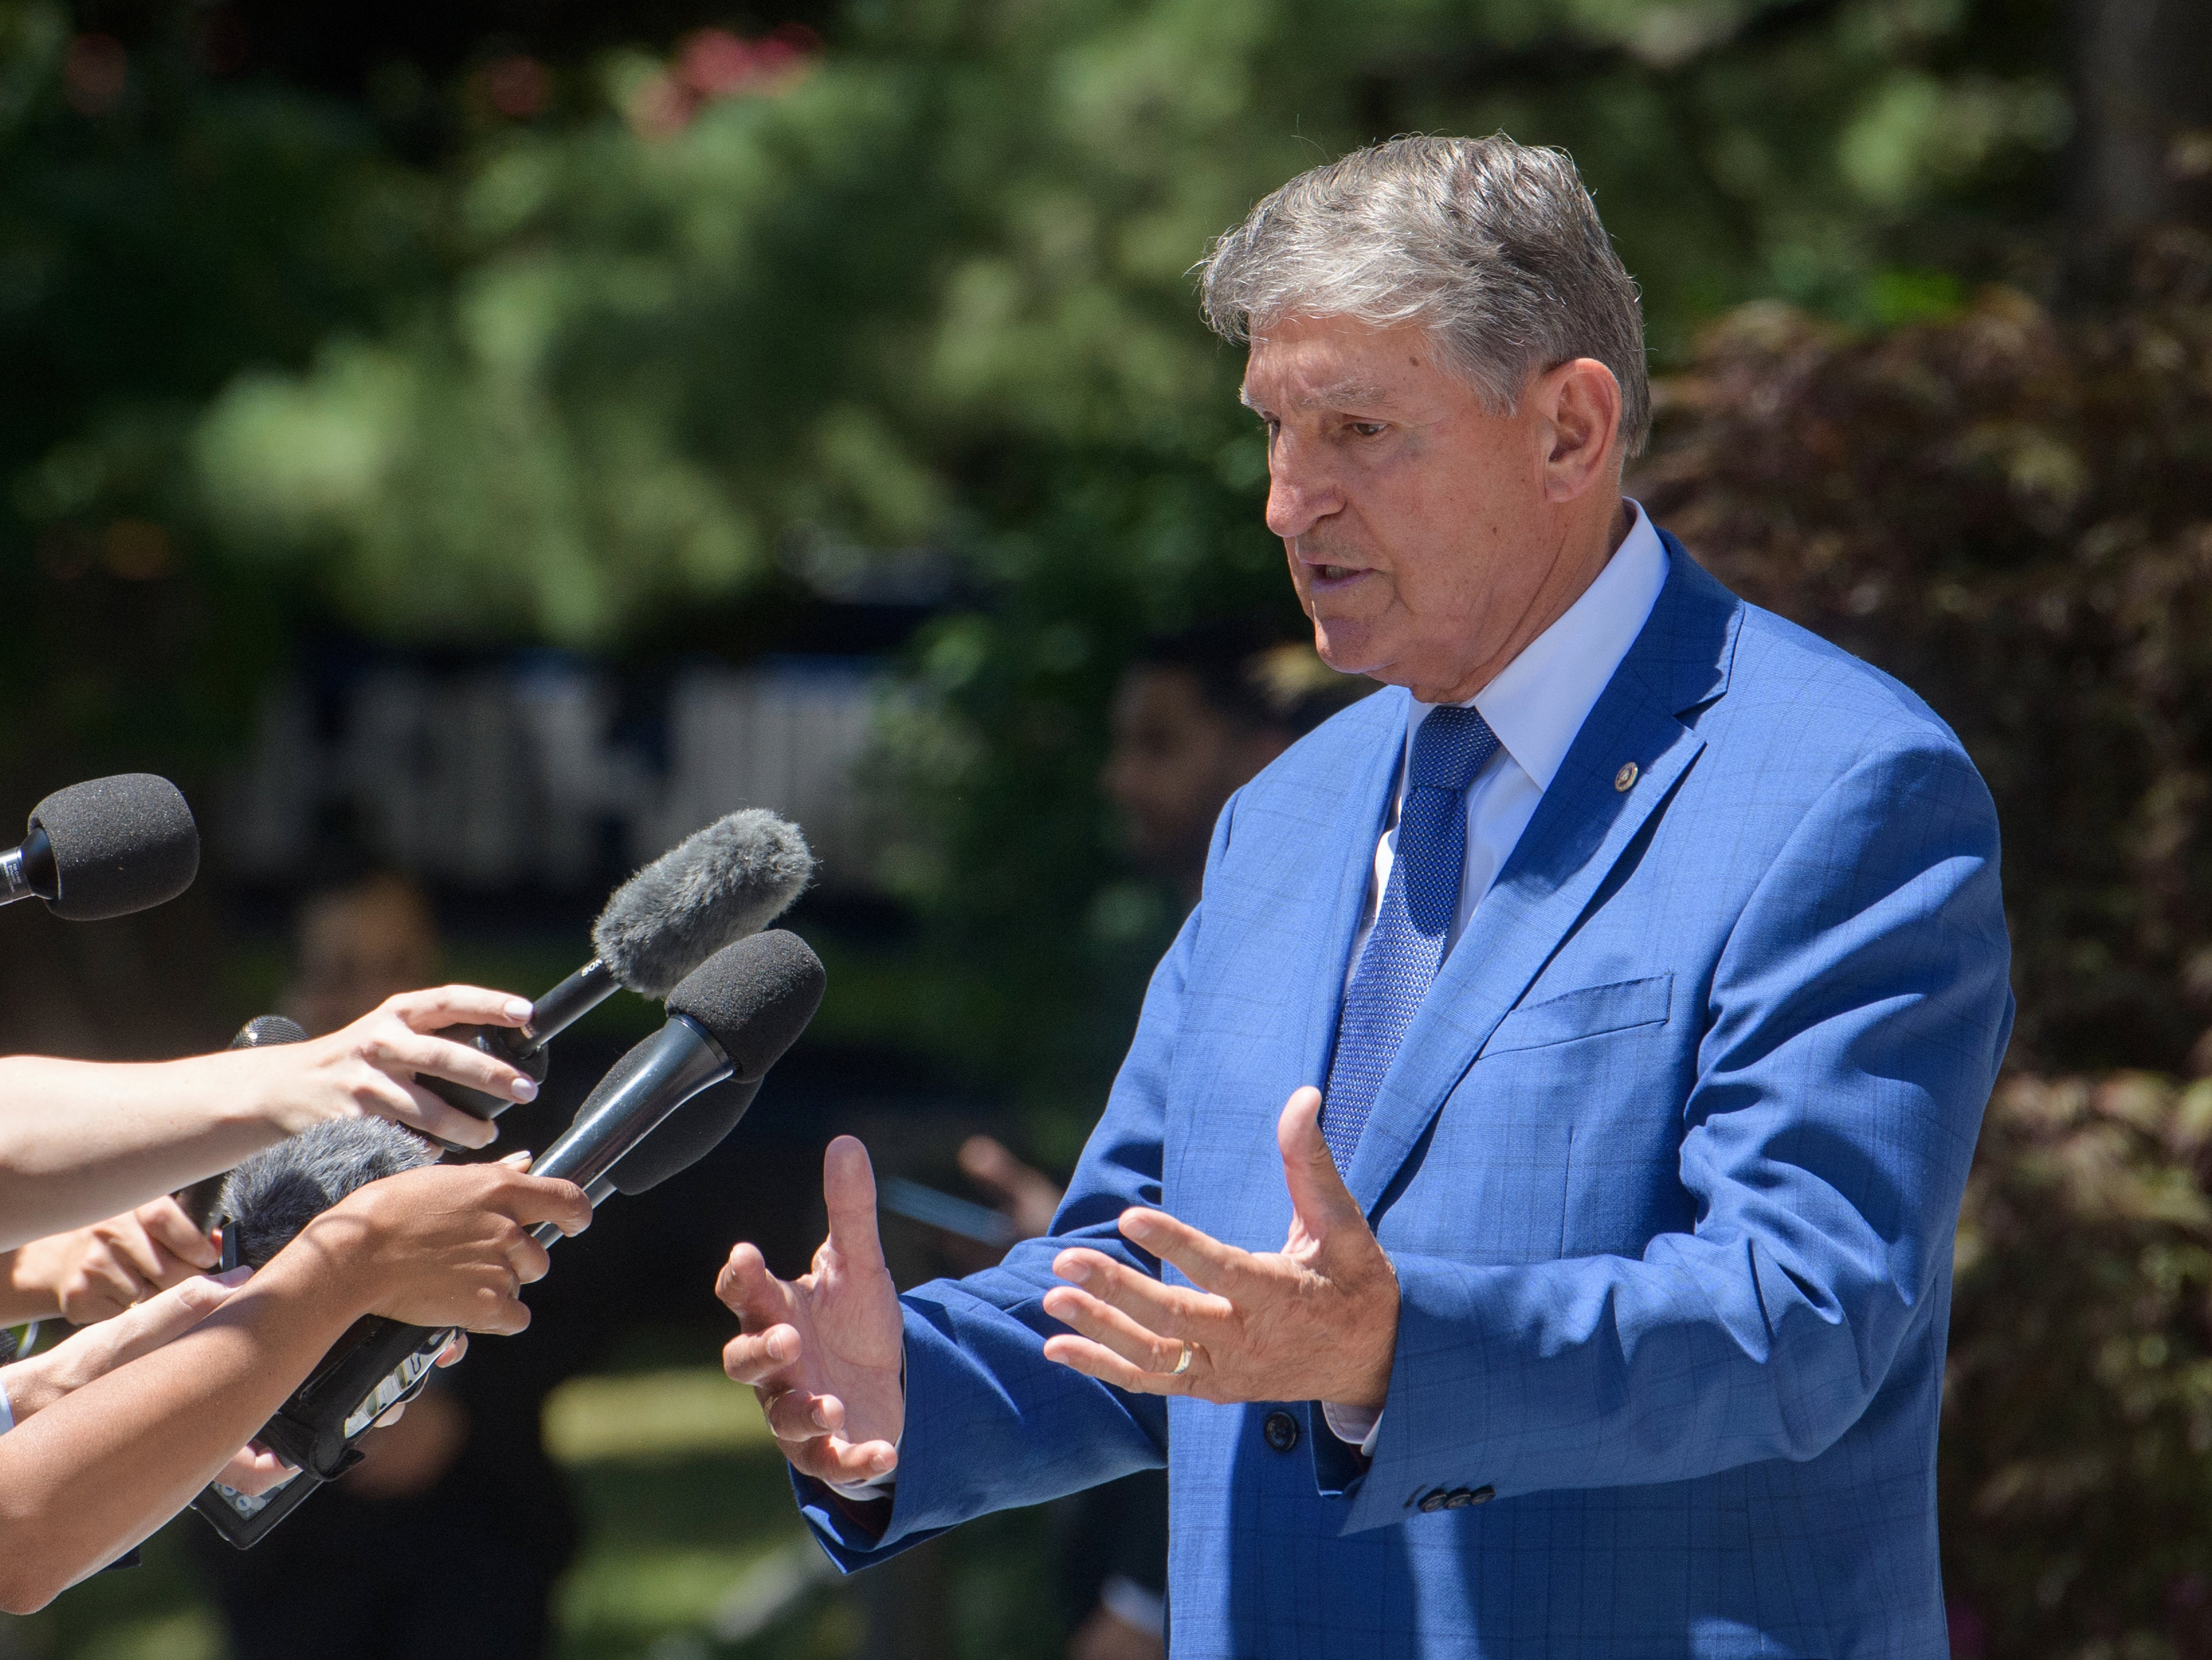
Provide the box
[1408,498,1670,792]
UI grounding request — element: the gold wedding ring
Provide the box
[1170,1342,1193,1376]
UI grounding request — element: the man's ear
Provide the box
[1538,358,1623,504]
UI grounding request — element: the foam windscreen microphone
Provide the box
[193,930,825,1551]
[423,809,812,1125]
[0,774,198,921]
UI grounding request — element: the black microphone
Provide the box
[175,1015,313,1231]
[0,774,198,921]
[422,808,813,1125]
[533,929,826,1213]
[193,930,825,1550]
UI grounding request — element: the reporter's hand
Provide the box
[296,1159,591,1334]
[13,1198,218,1324]
[2,1268,248,1422]
[717,1136,904,1487]
[256,985,543,1151]
[958,1134,1065,1243]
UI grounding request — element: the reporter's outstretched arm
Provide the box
[0,985,544,1249]
[0,1160,589,1610]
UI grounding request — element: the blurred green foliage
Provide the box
[0,0,2085,1094]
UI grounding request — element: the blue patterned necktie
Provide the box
[1321,704,1500,1167]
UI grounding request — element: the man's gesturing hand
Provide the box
[718,1135,904,1487]
[1041,1087,1400,1410]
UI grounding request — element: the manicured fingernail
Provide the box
[510,1076,539,1102]
[215,1265,253,1287]
[871,1452,895,1473]
[768,1333,794,1361]
[1120,1213,1156,1241]
[506,999,534,1022]
[500,1151,533,1169]
[1057,1258,1090,1285]
[811,1404,830,1429]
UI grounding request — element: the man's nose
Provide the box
[1264,435,1342,540]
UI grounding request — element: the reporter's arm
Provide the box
[0,1161,590,1609]
[0,985,543,1249]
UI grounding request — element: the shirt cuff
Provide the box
[0,1369,16,1436]
[1320,1399,1381,1456]
[823,1436,900,1503]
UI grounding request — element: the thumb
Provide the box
[823,1135,886,1268]
[1278,1087,1368,1243]
[87,1268,247,1368]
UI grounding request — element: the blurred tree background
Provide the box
[2,0,2209,1652]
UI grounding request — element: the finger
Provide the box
[93,1274,239,1365]
[102,1222,179,1292]
[1114,1208,1249,1295]
[714,1244,786,1322]
[383,985,537,1032]
[956,1135,1024,1201]
[436,1334,469,1367]
[1277,1086,1368,1237]
[383,1078,498,1150]
[383,1030,539,1107]
[138,1198,220,1272]
[503,1228,553,1287]
[1050,1248,1232,1341]
[722,1323,801,1386]
[1040,1285,1190,1374]
[822,1137,884,1266]
[788,1434,899,1487]
[496,1174,592,1238]
[500,1151,534,1171]
[758,1387,843,1440]
[1043,1333,1192,1397]
[456,1289,531,1337]
[216,1447,298,1498]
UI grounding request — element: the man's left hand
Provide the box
[1041,1087,1399,1410]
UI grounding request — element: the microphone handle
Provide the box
[524,1017,731,1243]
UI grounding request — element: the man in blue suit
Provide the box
[717,133,2014,1656]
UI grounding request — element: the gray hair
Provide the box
[1197,135,1650,455]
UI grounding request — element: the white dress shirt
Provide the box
[1322,500,1669,1451]
[833,502,1670,1495]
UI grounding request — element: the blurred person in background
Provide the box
[958,623,1362,1660]
[194,871,581,1660]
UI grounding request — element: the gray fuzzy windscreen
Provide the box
[218,1118,438,1268]
[591,809,813,999]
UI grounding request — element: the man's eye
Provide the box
[1349,421,1387,439]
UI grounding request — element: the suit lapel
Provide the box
[1341,539,1744,1215]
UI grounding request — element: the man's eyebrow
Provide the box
[1238,380,1397,412]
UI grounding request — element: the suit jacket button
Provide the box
[1417,1490,1448,1513]
[1468,1485,1495,1505]
[1262,1410,1300,1453]
[1442,1488,1473,1509]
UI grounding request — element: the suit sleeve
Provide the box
[1331,731,2014,1531]
[793,818,1230,1567]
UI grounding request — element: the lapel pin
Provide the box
[1614,762,1639,792]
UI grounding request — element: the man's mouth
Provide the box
[1307,562,1367,587]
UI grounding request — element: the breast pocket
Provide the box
[1481,973,1673,1058]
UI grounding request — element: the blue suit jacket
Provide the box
[799,540,2014,1658]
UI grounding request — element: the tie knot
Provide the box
[1408,704,1498,793]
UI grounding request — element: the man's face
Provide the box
[287,885,440,1036]
[1103,667,1284,887]
[1241,315,1560,699]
